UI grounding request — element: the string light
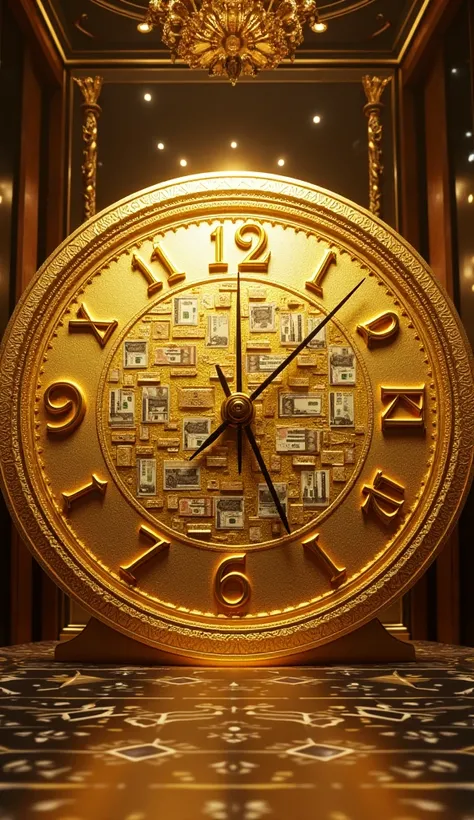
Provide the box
[180,159,188,167]
[277,158,285,167]
[143,92,152,102]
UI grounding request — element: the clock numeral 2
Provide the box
[44,381,86,437]
[214,554,251,610]
[120,525,170,586]
[357,311,399,347]
[303,534,346,587]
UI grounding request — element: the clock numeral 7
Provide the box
[214,554,251,611]
[209,223,271,274]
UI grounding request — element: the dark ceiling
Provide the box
[39,0,429,64]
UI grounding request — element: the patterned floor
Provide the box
[0,641,473,819]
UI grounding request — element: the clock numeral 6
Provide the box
[44,381,86,437]
[214,554,251,610]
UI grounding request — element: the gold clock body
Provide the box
[1,172,473,663]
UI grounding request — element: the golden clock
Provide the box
[1,172,473,663]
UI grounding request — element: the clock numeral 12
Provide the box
[209,223,271,274]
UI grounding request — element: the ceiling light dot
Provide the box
[467,131,473,138]
[469,194,474,203]
[137,21,152,33]
[312,21,327,33]
[180,159,188,167]
[451,67,458,75]
[277,158,285,167]
[157,142,165,150]
[143,92,152,102]
[469,153,474,162]
[230,141,238,149]
[312,115,321,124]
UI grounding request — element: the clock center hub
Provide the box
[221,393,254,427]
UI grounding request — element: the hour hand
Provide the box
[244,426,291,534]
[189,419,229,461]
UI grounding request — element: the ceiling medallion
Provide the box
[144,0,327,84]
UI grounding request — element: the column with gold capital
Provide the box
[362,74,392,219]
[74,76,103,222]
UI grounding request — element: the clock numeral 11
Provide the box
[132,241,186,297]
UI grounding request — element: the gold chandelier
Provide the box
[142,0,327,85]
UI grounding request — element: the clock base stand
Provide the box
[55,616,415,665]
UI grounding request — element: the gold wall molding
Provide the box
[73,76,103,221]
[362,74,391,219]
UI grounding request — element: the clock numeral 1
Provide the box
[68,303,118,347]
[381,386,425,430]
[361,470,405,525]
[119,525,170,586]
[44,381,86,437]
[62,474,107,511]
[303,534,346,587]
[236,224,270,273]
[305,249,337,297]
[357,311,399,347]
[214,554,251,610]
[209,226,229,274]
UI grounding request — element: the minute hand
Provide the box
[250,278,365,402]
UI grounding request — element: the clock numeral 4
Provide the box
[44,381,86,437]
[303,534,346,587]
[120,525,170,586]
[214,554,251,611]
[357,311,399,348]
[361,470,405,525]
[381,386,425,430]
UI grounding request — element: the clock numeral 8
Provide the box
[44,381,86,437]
[214,554,251,610]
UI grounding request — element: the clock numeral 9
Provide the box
[209,223,270,274]
[214,554,251,610]
[44,381,86,437]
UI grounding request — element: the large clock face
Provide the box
[1,173,472,662]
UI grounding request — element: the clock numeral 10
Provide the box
[214,554,251,610]
[68,303,118,348]
[209,223,271,275]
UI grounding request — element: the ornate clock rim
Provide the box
[1,171,473,661]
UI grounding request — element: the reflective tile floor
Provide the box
[0,641,473,820]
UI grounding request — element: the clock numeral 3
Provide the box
[44,381,86,437]
[381,386,425,430]
[214,554,251,610]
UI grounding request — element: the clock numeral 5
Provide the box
[214,554,251,610]
[44,381,86,437]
